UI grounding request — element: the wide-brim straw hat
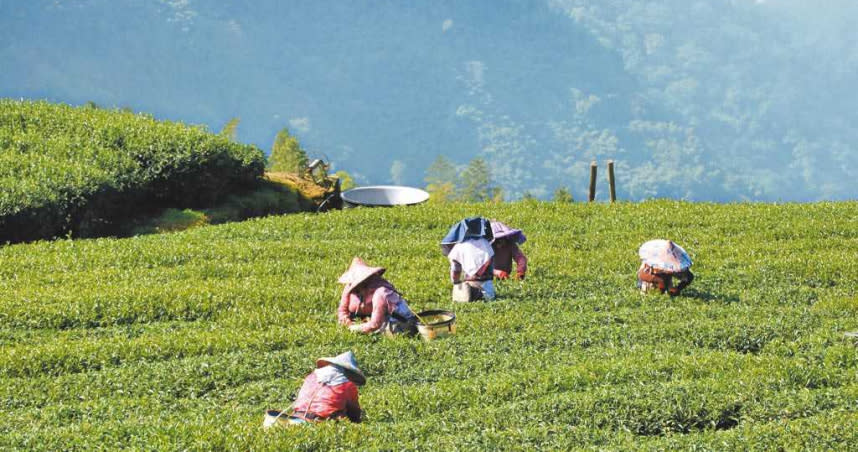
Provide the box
[638,239,692,272]
[490,220,526,244]
[337,257,385,288]
[316,351,366,386]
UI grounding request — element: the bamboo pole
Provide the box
[607,160,616,203]
[588,161,597,202]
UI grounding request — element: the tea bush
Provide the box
[0,201,856,450]
[0,99,265,242]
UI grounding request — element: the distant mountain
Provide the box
[2,0,856,201]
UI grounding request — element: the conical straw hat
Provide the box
[316,351,366,386]
[490,220,526,244]
[337,257,385,287]
[638,239,692,272]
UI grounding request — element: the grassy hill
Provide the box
[1,201,856,450]
[0,99,269,243]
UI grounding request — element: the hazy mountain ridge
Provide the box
[2,0,856,201]
[547,0,858,200]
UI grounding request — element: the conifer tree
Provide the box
[459,158,491,202]
[268,127,308,173]
[220,117,240,141]
[425,155,459,203]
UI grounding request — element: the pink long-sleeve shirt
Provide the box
[337,279,412,333]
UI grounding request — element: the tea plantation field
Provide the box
[1,201,856,450]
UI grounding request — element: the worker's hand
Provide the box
[339,317,352,326]
[516,272,525,280]
[348,324,364,333]
[494,270,509,280]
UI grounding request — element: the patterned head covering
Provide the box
[638,239,692,272]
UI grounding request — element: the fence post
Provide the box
[607,160,616,203]
[588,161,597,202]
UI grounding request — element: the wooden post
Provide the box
[588,161,597,202]
[607,160,616,203]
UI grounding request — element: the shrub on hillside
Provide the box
[0,99,265,242]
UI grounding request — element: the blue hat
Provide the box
[440,217,493,256]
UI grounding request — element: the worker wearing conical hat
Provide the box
[337,257,418,335]
[637,239,694,296]
[266,351,365,426]
[489,220,528,280]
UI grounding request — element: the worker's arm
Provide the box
[512,244,528,279]
[359,288,389,333]
[472,259,492,281]
[344,386,362,423]
[337,287,353,325]
[450,260,463,284]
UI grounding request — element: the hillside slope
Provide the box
[0,201,856,449]
[0,99,266,243]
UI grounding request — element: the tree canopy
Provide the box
[268,128,308,174]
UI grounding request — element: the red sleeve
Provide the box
[360,287,389,333]
[512,245,527,276]
[337,287,352,325]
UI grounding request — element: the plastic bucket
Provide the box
[415,310,456,341]
[341,185,429,208]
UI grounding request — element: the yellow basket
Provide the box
[415,310,456,341]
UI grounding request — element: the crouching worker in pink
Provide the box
[337,257,418,335]
[264,351,364,427]
[490,220,528,280]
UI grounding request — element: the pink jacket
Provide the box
[291,372,361,422]
[337,279,412,333]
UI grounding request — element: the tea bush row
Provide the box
[0,99,265,242]
[1,201,856,449]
